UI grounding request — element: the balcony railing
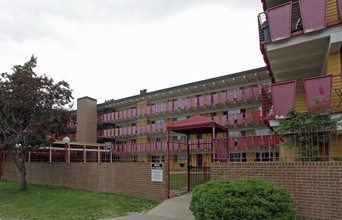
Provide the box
[258,0,342,44]
[261,74,342,120]
[98,111,262,138]
[99,86,261,123]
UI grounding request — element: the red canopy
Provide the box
[167,115,228,135]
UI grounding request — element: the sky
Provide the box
[0,0,265,105]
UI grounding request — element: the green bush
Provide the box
[190,177,296,220]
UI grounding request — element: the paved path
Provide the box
[108,193,194,220]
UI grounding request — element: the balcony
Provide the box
[258,0,342,82]
[261,74,342,121]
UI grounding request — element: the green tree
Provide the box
[0,56,75,190]
[276,97,342,161]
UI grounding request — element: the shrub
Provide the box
[190,177,296,220]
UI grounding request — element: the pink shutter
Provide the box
[199,96,205,106]
[123,110,127,119]
[221,115,227,125]
[115,112,119,120]
[152,124,156,133]
[163,103,167,112]
[103,114,107,121]
[228,114,235,125]
[163,122,167,132]
[237,137,243,148]
[192,97,198,107]
[213,94,219,104]
[299,0,327,33]
[236,89,243,101]
[119,128,123,136]
[152,105,156,114]
[237,113,243,124]
[137,107,141,116]
[141,107,146,116]
[157,123,161,132]
[132,108,137,117]
[111,112,115,120]
[245,112,252,123]
[127,127,131,135]
[115,128,118,137]
[272,135,280,146]
[229,138,235,148]
[147,106,151,115]
[168,101,173,111]
[267,2,292,41]
[254,111,261,122]
[263,135,270,147]
[127,109,131,118]
[157,103,162,112]
[254,136,261,147]
[303,75,332,110]
[186,98,191,109]
[141,125,146,134]
[244,88,251,99]
[147,124,151,133]
[213,116,220,124]
[206,95,212,105]
[137,126,141,134]
[132,126,136,135]
[173,100,179,110]
[228,91,234,102]
[253,86,260,98]
[220,92,227,103]
[123,127,127,136]
[180,100,185,109]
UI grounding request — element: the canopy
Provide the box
[167,115,228,135]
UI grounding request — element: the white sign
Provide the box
[151,163,163,182]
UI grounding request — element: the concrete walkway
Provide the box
[110,193,194,220]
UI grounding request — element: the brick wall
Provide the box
[211,162,342,219]
[3,162,168,202]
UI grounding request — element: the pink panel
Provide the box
[236,113,243,124]
[157,123,161,132]
[146,124,151,133]
[267,2,292,41]
[272,135,280,146]
[263,135,270,147]
[228,114,235,125]
[253,86,260,98]
[132,126,136,135]
[173,100,179,110]
[127,110,131,118]
[206,95,212,105]
[163,103,167,112]
[123,110,127,119]
[221,115,227,126]
[119,128,123,136]
[141,125,146,134]
[119,111,123,119]
[137,107,141,116]
[220,92,227,103]
[186,98,191,109]
[157,103,162,112]
[213,94,219,104]
[132,108,136,117]
[303,75,332,110]
[228,91,234,102]
[245,112,252,123]
[137,126,141,134]
[237,137,243,148]
[206,116,212,121]
[254,136,261,147]
[254,111,260,122]
[229,138,235,148]
[163,122,167,132]
[180,100,185,109]
[152,104,156,114]
[199,96,205,106]
[236,89,243,101]
[103,114,107,121]
[115,128,118,136]
[168,101,173,111]
[339,0,342,20]
[123,127,127,136]
[147,106,151,115]
[141,107,146,116]
[115,112,119,120]
[245,136,252,147]
[271,81,296,117]
[127,127,131,135]
[213,116,220,124]
[192,97,198,107]
[244,88,251,99]
[300,0,327,32]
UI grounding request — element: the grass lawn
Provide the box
[0,180,159,220]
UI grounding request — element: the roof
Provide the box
[167,115,228,135]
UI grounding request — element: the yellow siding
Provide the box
[246,152,255,162]
[330,134,342,160]
[294,91,308,113]
[279,145,296,162]
[326,52,342,109]
[327,0,339,23]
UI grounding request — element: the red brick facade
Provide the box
[211,162,342,219]
[2,162,168,202]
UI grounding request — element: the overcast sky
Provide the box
[0,0,265,105]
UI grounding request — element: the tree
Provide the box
[276,97,342,161]
[0,56,75,190]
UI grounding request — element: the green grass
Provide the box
[0,180,159,220]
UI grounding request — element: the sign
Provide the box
[151,163,163,182]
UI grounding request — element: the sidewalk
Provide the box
[110,193,194,220]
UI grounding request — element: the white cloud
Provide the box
[0,0,265,104]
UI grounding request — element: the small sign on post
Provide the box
[151,163,163,182]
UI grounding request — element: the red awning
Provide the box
[167,115,228,135]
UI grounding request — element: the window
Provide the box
[255,152,279,162]
[229,131,241,137]
[229,153,247,162]
[175,136,186,141]
[254,129,271,136]
[174,154,187,163]
[151,155,165,163]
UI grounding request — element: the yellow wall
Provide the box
[327,52,342,109]
[330,134,342,160]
